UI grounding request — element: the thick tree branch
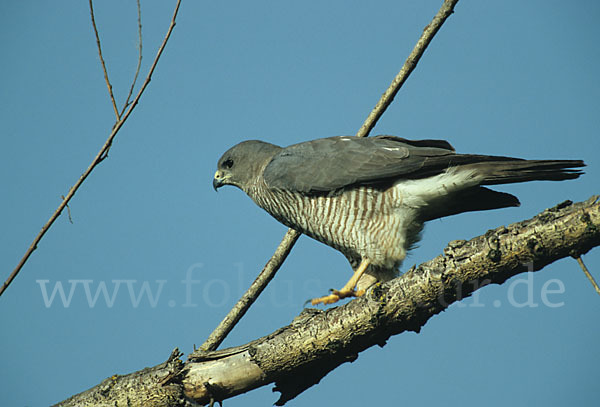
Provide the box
[55,196,600,407]
[201,0,461,353]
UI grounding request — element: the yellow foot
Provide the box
[310,288,366,306]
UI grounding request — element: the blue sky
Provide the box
[1,1,599,406]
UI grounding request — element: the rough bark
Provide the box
[55,349,188,407]
[55,196,600,407]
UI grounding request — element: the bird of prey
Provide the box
[213,136,584,305]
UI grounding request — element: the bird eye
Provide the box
[223,158,234,169]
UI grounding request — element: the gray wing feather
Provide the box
[263,135,456,192]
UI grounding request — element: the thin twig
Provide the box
[199,0,461,352]
[89,0,120,121]
[0,0,183,297]
[199,229,301,351]
[356,0,459,138]
[121,0,144,116]
[575,256,600,296]
[61,195,74,224]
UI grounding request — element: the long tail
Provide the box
[474,159,585,185]
[420,158,585,222]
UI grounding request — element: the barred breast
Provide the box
[248,180,420,269]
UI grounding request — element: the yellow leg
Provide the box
[311,259,371,305]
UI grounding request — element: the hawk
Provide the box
[213,136,584,305]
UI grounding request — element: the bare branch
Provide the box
[121,0,144,116]
[0,0,183,297]
[575,255,600,296]
[355,0,460,138]
[201,0,461,352]
[89,0,120,120]
[54,196,600,407]
[199,229,301,352]
[60,195,73,224]
[119,0,181,123]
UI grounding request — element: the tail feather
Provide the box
[470,159,585,185]
[421,186,520,222]
[419,158,584,222]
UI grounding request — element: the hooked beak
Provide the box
[213,170,228,191]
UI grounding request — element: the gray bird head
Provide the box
[213,140,282,192]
